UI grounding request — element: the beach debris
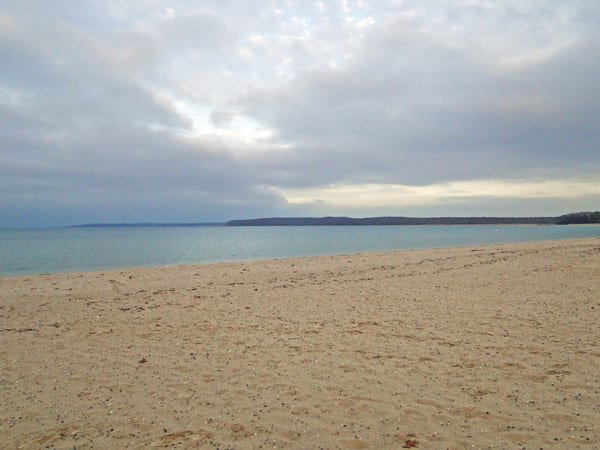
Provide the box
[402,437,419,448]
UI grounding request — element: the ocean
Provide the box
[1,224,599,277]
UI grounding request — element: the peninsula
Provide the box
[69,212,600,228]
[226,211,600,226]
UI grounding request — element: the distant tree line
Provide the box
[556,211,600,224]
[226,216,537,226]
[71,212,600,228]
[226,212,600,226]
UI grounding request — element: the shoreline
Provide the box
[2,234,599,279]
[1,238,599,448]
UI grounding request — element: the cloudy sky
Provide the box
[1,0,599,227]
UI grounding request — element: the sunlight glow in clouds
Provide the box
[170,97,276,152]
[277,179,600,209]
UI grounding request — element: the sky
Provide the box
[1,0,599,227]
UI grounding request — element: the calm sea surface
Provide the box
[1,225,599,277]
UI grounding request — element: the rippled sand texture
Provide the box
[1,238,599,449]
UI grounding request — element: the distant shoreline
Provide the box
[227,211,599,226]
[225,216,558,226]
[71,211,600,228]
[70,222,225,228]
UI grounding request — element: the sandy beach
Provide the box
[1,238,599,449]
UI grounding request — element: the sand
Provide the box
[1,238,599,449]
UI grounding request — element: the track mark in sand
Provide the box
[229,423,253,439]
[108,279,124,290]
[146,429,213,446]
[340,438,371,448]
[26,425,80,447]
[279,430,301,441]
[1,327,38,333]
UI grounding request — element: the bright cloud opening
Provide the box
[277,179,600,208]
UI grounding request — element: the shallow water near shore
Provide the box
[1,224,599,276]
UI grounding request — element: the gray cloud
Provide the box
[242,5,600,187]
[1,1,599,226]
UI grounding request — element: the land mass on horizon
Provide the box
[71,211,600,227]
[226,212,600,226]
[226,216,555,226]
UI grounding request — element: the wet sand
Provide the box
[1,238,599,449]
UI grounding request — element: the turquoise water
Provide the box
[1,225,599,277]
